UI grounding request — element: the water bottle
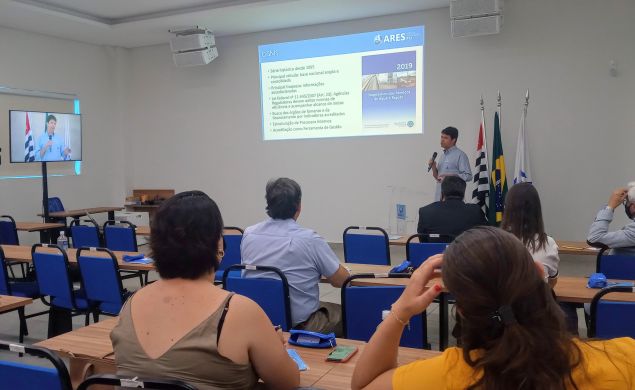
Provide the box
[57,231,69,251]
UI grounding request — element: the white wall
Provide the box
[123,0,635,242]
[4,0,631,244]
[0,27,128,243]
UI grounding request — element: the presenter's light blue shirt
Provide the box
[35,132,66,162]
[435,146,472,201]
[240,218,341,325]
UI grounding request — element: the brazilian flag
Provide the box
[489,111,507,225]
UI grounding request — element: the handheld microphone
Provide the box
[48,134,53,152]
[427,152,438,172]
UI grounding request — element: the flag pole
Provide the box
[480,95,489,169]
[497,90,502,128]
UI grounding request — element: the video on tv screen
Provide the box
[9,110,82,163]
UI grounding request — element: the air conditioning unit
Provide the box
[450,0,501,18]
[452,15,502,38]
[169,28,218,67]
[450,0,502,38]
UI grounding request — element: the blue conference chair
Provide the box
[0,215,20,245]
[222,264,292,331]
[0,341,72,390]
[31,244,92,328]
[103,220,147,285]
[70,219,101,248]
[406,234,452,268]
[343,226,391,265]
[0,246,48,342]
[214,227,244,283]
[46,197,67,226]
[0,215,27,278]
[78,374,196,390]
[595,247,635,280]
[589,285,635,339]
[77,247,130,320]
[342,273,429,349]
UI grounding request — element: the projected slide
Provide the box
[259,26,424,141]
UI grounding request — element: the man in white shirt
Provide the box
[241,178,350,335]
[587,183,635,255]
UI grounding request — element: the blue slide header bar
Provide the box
[259,26,424,64]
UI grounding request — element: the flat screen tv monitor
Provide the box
[9,110,82,163]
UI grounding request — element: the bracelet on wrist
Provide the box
[389,305,410,330]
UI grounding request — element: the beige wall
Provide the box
[123,0,634,241]
[1,0,633,243]
[0,27,128,244]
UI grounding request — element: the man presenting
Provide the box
[241,178,350,335]
[35,114,71,161]
[428,126,471,201]
[417,176,486,239]
[587,183,635,255]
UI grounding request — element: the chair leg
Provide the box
[84,312,90,326]
[18,307,26,343]
[8,264,16,279]
[138,272,144,286]
[92,310,99,323]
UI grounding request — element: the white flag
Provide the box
[513,103,531,184]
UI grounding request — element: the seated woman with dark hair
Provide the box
[110,191,299,390]
[352,227,635,390]
[501,182,560,286]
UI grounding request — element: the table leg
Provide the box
[439,293,448,351]
[47,306,73,338]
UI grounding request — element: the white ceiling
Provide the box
[0,0,448,48]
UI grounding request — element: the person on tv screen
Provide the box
[35,114,71,161]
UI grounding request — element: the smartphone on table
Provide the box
[326,345,358,363]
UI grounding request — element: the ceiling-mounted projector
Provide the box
[169,27,218,67]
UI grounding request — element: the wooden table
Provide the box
[38,206,123,223]
[36,317,440,390]
[389,235,600,256]
[0,295,33,313]
[135,226,243,237]
[1,244,153,272]
[15,221,66,243]
[15,222,65,232]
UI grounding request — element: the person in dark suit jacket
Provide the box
[417,176,486,239]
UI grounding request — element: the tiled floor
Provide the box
[0,243,595,368]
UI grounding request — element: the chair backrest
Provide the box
[217,227,244,272]
[31,244,78,309]
[595,248,635,279]
[342,226,391,265]
[0,246,12,295]
[48,197,65,213]
[78,374,196,390]
[222,264,292,330]
[77,247,125,315]
[70,219,101,248]
[0,215,19,245]
[589,285,635,338]
[406,234,451,268]
[103,220,138,252]
[0,342,72,390]
[342,274,428,349]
